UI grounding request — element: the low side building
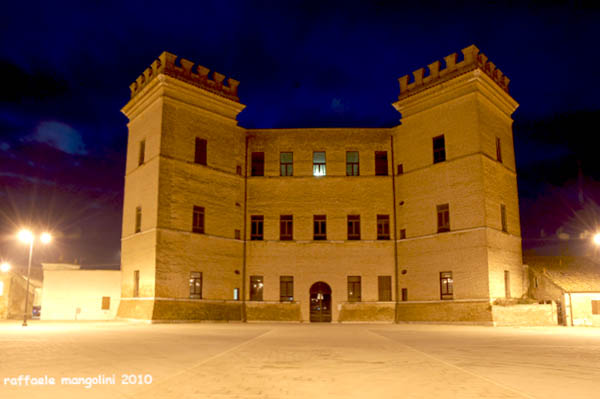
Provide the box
[526,256,600,327]
[41,263,121,320]
[0,270,41,319]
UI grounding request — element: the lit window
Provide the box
[189,271,202,299]
[280,152,293,176]
[250,276,263,301]
[0,281,4,296]
[348,276,361,302]
[440,271,453,300]
[233,288,239,300]
[313,151,326,176]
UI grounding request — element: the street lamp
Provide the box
[17,229,51,327]
[0,262,10,273]
[593,233,600,246]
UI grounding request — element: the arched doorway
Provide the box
[309,282,332,322]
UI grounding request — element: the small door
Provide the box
[309,282,332,323]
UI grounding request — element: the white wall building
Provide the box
[41,263,121,320]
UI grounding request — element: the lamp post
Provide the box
[0,262,10,273]
[18,230,51,327]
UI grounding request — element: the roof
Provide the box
[525,256,600,292]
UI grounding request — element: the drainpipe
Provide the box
[390,135,400,323]
[568,292,574,327]
[242,134,249,322]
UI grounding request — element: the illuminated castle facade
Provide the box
[117,45,524,323]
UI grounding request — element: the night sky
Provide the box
[1,1,600,273]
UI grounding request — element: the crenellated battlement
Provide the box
[397,45,510,100]
[129,51,240,102]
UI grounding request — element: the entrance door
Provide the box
[310,282,332,322]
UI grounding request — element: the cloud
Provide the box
[32,121,87,155]
[0,142,9,151]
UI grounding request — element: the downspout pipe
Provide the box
[242,134,249,322]
[390,135,400,323]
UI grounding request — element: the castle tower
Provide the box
[391,45,522,322]
[118,52,246,321]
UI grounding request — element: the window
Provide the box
[496,137,502,163]
[504,270,511,298]
[313,215,327,240]
[534,276,539,288]
[437,204,450,233]
[401,288,408,302]
[250,276,263,301]
[440,271,453,300]
[195,138,207,165]
[138,139,145,166]
[233,288,240,301]
[135,206,142,233]
[280,152,293,176]
[190,271,202,299]
[236,165,242,176]
[313,151,326,176]
[133,270,140,297]
[234,229,241,240]
[346,151,359,176]
[377,215,390,240]
[0,281,4,296]
[101,296,111,310]
[400,229,406,239]
[592,300,600,315]
[250,216,264,240]
[433,135,446,163]
[347,215,361,240]
[378,276,392,301]
[193,206,205,234]
[251,152,264,176]
[501,204,507,233]
[280,276,294,302]
[348,276,361,302]
[375,151,388,176]
[280,215,293,241]
[397,164,404,175]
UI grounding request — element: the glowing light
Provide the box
[18,229,34,244]
[40,232,52,244]
[0,263,10,273]
[593,233,600,246]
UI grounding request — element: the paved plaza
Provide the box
[0,321,599,398]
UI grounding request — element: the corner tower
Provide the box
[391,45,523,323]
[118,52,246,321]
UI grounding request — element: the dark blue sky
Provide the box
[1,1,600,269]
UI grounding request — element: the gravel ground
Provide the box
[0,321,598,399]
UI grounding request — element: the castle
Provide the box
[117,45,524,324]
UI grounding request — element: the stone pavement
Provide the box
[0,321,598,398]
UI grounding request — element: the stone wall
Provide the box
[492,302,557,326]
[246,302,301,322]
[338,302,395,322]
[396,300,493,324]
